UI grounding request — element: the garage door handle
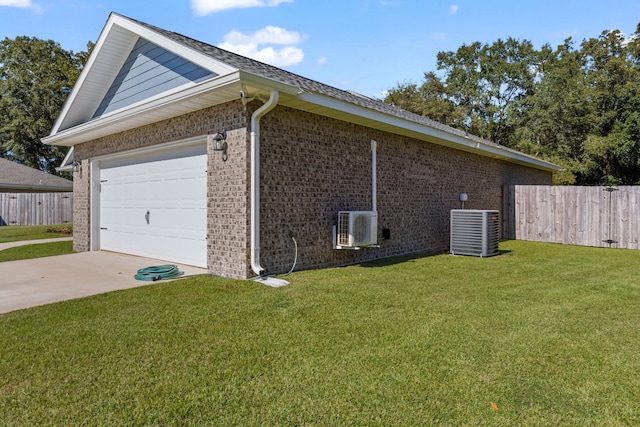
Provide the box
[145,210,150,224]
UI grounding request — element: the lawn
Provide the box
[0,225,74,261]
[0,240,74,262]
[0,224,72,243]
[1,240,638,425]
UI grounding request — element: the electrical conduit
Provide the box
[250,90,279,276]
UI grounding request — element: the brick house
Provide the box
[43,13,560,280]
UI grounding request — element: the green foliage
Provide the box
[437,38,539,143]
[385,72,464,127]
[0,37,89,174]
[1,240,639,425]
[385,23,640,185]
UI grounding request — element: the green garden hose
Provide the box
[134,265,181,281]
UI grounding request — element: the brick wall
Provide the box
[207,126,252,278]
[257,105,551,275]
[71,164,90,253]
[71,101,250,277]
[69,100,551,280]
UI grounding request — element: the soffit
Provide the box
[49,12,237,135]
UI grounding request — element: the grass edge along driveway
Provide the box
[1,240,638,426]
[0,225,73,261]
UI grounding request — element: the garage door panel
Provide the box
[142,208,206,231]
[99,143,207,268]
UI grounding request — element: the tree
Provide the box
[0,37,88,174]
[509,40,591,184]
[436,38,538,144]
[384,72,464,127]
[384,23,640,185]
[577,29,640,184]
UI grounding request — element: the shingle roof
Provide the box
[0,158,73,191]
[128,15,500,149]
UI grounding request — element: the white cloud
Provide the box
[449,4,458,14]
[191,0,293,16]
[223,26,303,45]
[0,0,43,12]
[0,0,31,6]
[432,32,447,41]
[219,26,304,67]
[317,56,328,65]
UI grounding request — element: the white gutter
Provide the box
[42,71,243,147]
[250,90,279,276]
[293,91,563,173]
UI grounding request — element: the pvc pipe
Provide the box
[371,140,377,213]
[250,90,279,276]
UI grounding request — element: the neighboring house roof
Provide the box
[0,158,73,192]
[42,12,562,173]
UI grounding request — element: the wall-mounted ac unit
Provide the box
[336,211,378,248]
[450,209,499,257]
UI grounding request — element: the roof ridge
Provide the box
[122,14,491,144]
[106,13,558,169]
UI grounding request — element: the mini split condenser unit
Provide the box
[336,211,378,249]
[450,209,500,257]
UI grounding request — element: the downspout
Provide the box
[250,90,279,276]
[371,139,377,213]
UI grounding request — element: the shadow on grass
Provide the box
[360,251,445,268]
[360,248,513,268]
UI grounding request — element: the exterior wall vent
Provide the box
[450,209,499,257]
[336,211,378,249]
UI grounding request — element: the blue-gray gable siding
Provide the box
[93,38,215,118]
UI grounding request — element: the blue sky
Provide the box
[1,0,639,98]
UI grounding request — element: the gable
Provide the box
[47,13,237,136]
[93,38,215,118]
[43,13,562,174]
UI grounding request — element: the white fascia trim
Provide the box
[56,147,75,172]
[50,13,237,136]
[238,71,303,96]
[113,14,237,76]
[55,146,75,171]
[50,14,126,135]
[236,70,560,172]
[43,70,242,146]
[295,91,562,172]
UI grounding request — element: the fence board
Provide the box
[0,192,73,226]
[504,186,640,250]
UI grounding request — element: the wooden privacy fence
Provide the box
[0,192,73,226]
[503,185,640,249]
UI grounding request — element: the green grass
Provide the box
[0,241,74,262]
[1,240,639,425]
[0,224,72,243]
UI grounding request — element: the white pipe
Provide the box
[371,139,377,213]
[250,90,279,276]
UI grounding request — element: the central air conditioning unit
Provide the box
[450,209,500,257]
[336,211,378,249]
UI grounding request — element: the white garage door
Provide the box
[99,143,207,268]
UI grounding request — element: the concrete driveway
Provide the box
[0,250,207,314]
